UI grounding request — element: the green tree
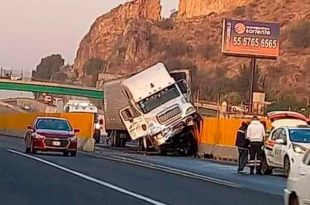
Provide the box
[51,72,68,83]
[32,54,65,81]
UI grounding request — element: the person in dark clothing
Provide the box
[235,121,250,173]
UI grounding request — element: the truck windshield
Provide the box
[138,85,180,113]
[289,129,310,143]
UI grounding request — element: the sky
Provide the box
[0,0,178,74]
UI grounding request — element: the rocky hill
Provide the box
[74,0,310,107]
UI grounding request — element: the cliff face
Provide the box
[74,0,310,104]
[74,0,161,74]
[178,0,250,18]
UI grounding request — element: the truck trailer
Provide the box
[103,63,200,155]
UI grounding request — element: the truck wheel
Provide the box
[261,156,272,175]
[120,138,127,147]
[179,133,197,156]
[159,147,167,155]
[142,137,152,151]
[113,131,121,147]
[93,129,100,144]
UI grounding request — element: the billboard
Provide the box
[221,18,280,58]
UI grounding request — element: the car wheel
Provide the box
[284,156,291,178]
[70,151,77,157]
[30,140,36,154]
[63,151,69,157]
[261,156,272,175]
[289,194,299,205]
[25,146,30,153]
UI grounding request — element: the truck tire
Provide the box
[113,131,121,147]
[178,132,197,156]
[93,129,100,144]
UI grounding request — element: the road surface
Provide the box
[0,136,283,205]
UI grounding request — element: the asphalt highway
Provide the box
[0,136,283,205]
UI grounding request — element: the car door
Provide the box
[266,128,282,166]
[274,128,289,166]
[120,106,148,141]
[297,150,310,204]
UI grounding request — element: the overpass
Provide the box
[0,79,103,99]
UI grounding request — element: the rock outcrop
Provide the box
[178,0,250,18]
[73,0,310,104]
[74,0,161,74]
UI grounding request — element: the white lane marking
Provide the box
[7,149,167,205]
[85,152,240,188]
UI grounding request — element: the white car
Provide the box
[262,125,310,177]
[284,149,310,205]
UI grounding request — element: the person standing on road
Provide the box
[235,121,249,173]
[246,116,265,175]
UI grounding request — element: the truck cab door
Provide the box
[120,106,148,141]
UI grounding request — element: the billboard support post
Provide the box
[249,58,256,114]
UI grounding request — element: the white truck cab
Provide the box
[119,63,198,154]
[64,100,103,143]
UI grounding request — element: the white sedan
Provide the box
[262,126,310,177]
[284,149,310,205]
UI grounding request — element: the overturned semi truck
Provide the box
[103,63,200,155]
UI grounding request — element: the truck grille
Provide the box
[157,106,181,124]
[44,139,69,148]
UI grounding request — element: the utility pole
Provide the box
[249,58,256,114]
[307,98,310,118]
[196,89,200,111]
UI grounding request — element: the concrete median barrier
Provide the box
[196,117,242,161]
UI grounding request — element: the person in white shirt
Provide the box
[246,116,265,175]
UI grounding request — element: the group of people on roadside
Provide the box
[235,116,266,175]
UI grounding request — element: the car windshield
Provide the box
[138,84,180,114]
[289,129,310,143]
[36,119,72,131]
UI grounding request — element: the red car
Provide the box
[25,117,79,156]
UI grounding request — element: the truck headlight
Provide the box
[292,144,307,154]
[186,107,196,115]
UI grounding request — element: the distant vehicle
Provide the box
[0,67,12,79]
[44,95,53,105]
[262,125,310,177]
[64,100,102,143]
[104,62,199,155]
[231,105,248,113]
[284,149,310,205]
[24,117,79,156]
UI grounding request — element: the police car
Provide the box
[262,112,310,177]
